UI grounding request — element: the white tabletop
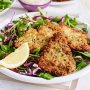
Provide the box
[0,0,90,90]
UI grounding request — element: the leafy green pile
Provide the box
[0,11,90,80]
[0,0,12,12]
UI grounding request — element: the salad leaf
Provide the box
[38,7,46,17]
[16,20,31,30]
[0,34,4,42]
[13,19,31,37]
[81,52,90,57]
[78,51,90,58]
[64,14,78,28]
[1,45,8,52]
[0,49,5,59]
[82,28,88,32]
[17,66,29,72]
[82,23,88,32]
[0,0,12,12]
[76,23,88,32]
[34,48,40,56]
[76,61,87,70]
[38,72,55,80]
[72,51,81,57]
[51,17,60,22]
[87,38,90,44]
[29,48,41,58]
[31,18,47,28]
[73,51,90,58]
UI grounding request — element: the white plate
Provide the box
[0,12,90,84]
[51,0,76,6]
[0,0,16,15]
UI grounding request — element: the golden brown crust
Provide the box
[14,28,38,51]
[14,22,61,51]
[38,32,76,76]
[59,24,90,51]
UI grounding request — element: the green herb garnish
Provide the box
[31,18,47,28]
[0,34,4,42]
[16,20,31,30]
[64,14,78,28]
[51,16,60,22]
[76,23,88,32]
[76,61,87,70]
[0,0,12,12]
[1,45,8,52]
[34,48,40,56]
[77,51,90,58]
[38,72,55,80]
[38,7,46,17]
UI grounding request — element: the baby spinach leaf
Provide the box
[73,51,90,58]
[38,72,55,80]
[51,16,60,22]
[76,61,87,70]
[76,23,88,32]
[34,48,40,56]
[64,14,78,28]
[31,18,47,28]
[16,21,30,30]
[1,45,8,52]
[79,52,90,58]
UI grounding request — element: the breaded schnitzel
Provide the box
[15,22,60,51]
[59,24,90,51]
[38,33,76,76]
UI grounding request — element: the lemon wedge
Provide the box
[0,43,29,69]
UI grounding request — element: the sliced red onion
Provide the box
[32,67,41,75]
[33,15,41,20]
[5,23,13,30]
[26,71,33,76]
[6,36,14,41]
[23,62,33,67]
[44,16,54,20]
[33,15,53,21]
[20,17,35,23]
[33,63,39,68]
[0,29,4,33]
[60,16,65,23]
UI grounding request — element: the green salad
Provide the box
[0,0,12,12]
[0,10,90,80]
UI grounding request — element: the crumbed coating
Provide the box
[59,24,90,51]
[14,28,38,51]
[38,33,76,76]
[14,22,61,51]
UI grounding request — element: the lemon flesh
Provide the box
[0,43,29,69]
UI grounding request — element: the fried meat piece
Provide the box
[38,33,76,76]
[14,28,38,51]
[15,22,60,51]
[59,24,90,51]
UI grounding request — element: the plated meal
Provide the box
[0,9,90,82]
[0,0,15,15]
[0,0,12,12]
